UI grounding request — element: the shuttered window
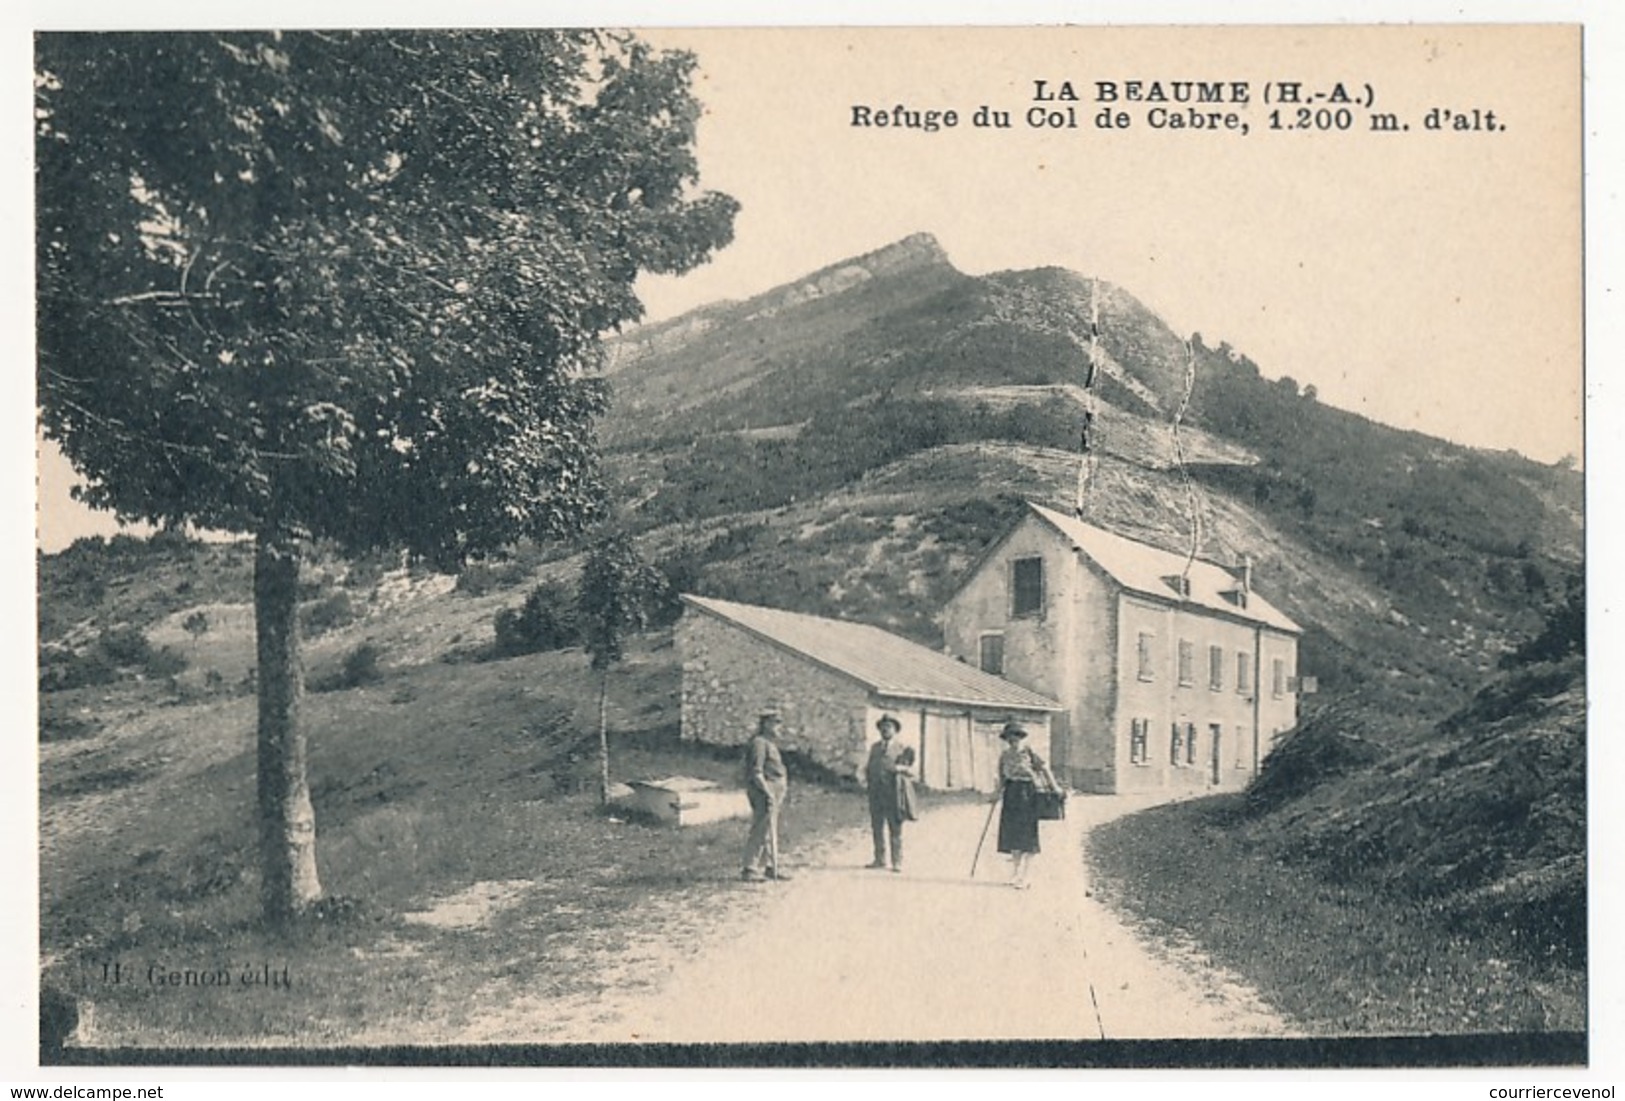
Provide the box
[1012,557,1044,617]
[1137,632,1155,681]
[1177,640,1194,686]
[1209,645,1224,690]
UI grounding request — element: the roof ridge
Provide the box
[680,593,1063,710]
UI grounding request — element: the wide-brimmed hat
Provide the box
[999,722,1029,742]
[759,707,783,722]
[876,714,901,732]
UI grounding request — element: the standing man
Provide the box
[742,708,791,882]
[865,714,915,873]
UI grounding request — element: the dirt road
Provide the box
[505,793,1294,1044]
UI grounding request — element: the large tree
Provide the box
[36,31,737,923]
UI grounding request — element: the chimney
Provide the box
[1238,555,1253,594]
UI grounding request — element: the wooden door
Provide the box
[922,711,981,791]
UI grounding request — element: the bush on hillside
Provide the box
[1501,576,1584,669]
[38,626,189,691]
[311,641,385,693]
[1245,703,1387,815]
[492,580,580,657]
[96,625,153,666]
[301,591,357,635]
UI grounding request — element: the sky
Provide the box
[27,20,1587,553]
[634,25,1582,460]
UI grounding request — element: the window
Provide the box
[979,633,1005,676]
[1236,652,1252,695]
[1012,557,1044,618]
[1272,658,1286,698]
[1129,719,1149,765]
[1209,645,1224,691]
[1170,722,1184,765]
[1234,723,1248,769]
[1177,639,1194,686]
[1185,722,1198,766]
[1136,632,1155,681]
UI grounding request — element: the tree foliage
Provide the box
[36,31,735,921]
[37,30,737,562]
[577,531,664,672]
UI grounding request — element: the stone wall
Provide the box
[678,610,872,780]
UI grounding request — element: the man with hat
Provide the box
[741,708,791,882]
[864,713,916,872]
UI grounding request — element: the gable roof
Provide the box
[1027,503,1302,634]
[680,594,1062,712]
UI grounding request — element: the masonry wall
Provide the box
[1256,627,1301,761]
[678,611,872,780]
[942,515,1082,771]
[1113,596,1296,794]
[942,516,1117,791]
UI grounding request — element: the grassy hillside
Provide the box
[37,541,868,1045]
[1087,593,1585,1034]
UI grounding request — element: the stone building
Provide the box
[678,594,1061,794]
[942,503,1302,794]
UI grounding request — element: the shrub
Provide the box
[97,625,153,667]
[311,641,384,693]
[301,591,356,635]
[39,626,187,691]
[182,610,209,640]
[1245,704,1387,814]
[143,645,188,679]
[39,702,99,743]
[38,645,116,692]
[341,642,383,686]
[492,580,579,656]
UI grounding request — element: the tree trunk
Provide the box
[254,532,323,923]
[598,667,611,806]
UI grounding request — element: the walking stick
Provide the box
[970,790,1001,878]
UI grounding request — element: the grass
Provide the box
[40,641,866,1048]
[1085,794,1584,1036]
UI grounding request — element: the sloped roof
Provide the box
[1028,503,1302,634]
[681,594,1062,712]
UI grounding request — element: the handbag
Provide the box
[1028,747,1067,820]
[1035,788,1067,820]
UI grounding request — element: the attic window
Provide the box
[1012,557,1044,618]
[1164,574,1192,599]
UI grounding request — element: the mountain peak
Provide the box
[861,232,949,270]
[729,232,954,321]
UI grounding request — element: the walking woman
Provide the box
[993,722,1055,889]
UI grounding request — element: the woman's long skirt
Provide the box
[997,779,1041,854]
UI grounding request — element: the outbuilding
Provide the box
[679,594,1062,794]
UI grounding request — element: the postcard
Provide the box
[26,21,1587,1071]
